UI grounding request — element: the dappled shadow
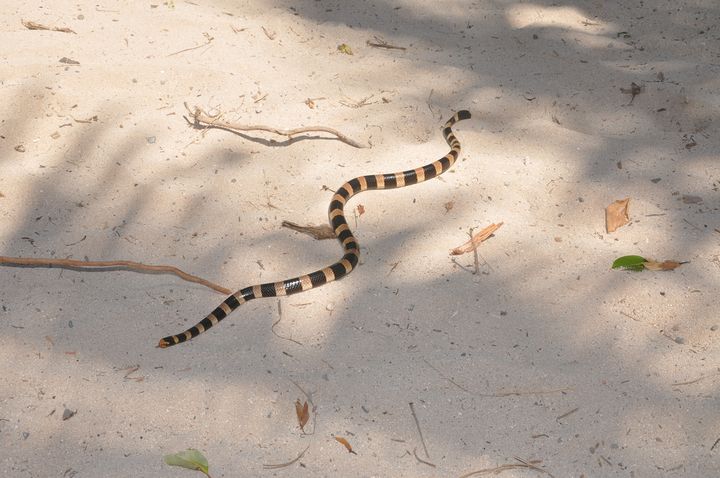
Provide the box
[2,1,719,476]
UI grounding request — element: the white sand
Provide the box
[1,1,719,476]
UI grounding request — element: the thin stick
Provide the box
[22,19,76,34]
[262,444,311,469]
[0,256,230,295]
[168,33,214,56]
[271,300,303,345]
[412,447,436,468]
[486,387,572,397]
[185,103,368,148]
[459,457,554,478]
[366,37,406,50]
[556,407,579,420]
[408,402,431,460]
[671,371,720,386]
[423,359,471,393]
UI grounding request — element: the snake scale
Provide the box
[158,110,471,348]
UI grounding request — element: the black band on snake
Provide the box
[158,110,471,348]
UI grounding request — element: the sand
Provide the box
[1,1,719,477]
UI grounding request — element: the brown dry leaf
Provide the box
[356,204,365,216]
[59,57,80,65]
[295,400,309,431]
[282,220,336,240]
[643,260,684,271]
[444,201,454,213]
[450,222,503,255]
[681,194,703,204]
[606,198,630,233]
[333,436,357,454]
[22,19,76,34]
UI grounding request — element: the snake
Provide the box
[158,110,471,348]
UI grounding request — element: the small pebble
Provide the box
[62,408,76,420]
[22,432,30,440]
[674,336,685,344]
[710,325,718,331]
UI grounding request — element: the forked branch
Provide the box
[184,102,369,148]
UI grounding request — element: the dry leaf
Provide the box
[606,198,630,233]
[22,19,76,34]
[450,222,503,255]
[681,194,703,204]
[620,82,643,104]
[444,201,454,213]
[305,98,316,109]
[643,260,684,271]
[295,400,309,431]
[356,204,365,216]
[282,221,336,240]
[59,57,80,65]
[333,436,356,454]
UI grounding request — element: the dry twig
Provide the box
[450,223,503,255]
[262,444,311,469]
[672,371,720,387]
[271,300,303,345]
[261,26,276,39]
[412,448,436,467]
[409,402,431,460]
[167,32,214,56]
[119,365,144,382]
[22,19,76,34]
[366,36,406,50]
[281,221,336,240]
[459,457,554,477]
[184,102,368,148]
[0,256,230,294]
[339,95,376,109]
[485,387,572,397]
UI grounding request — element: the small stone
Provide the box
[62,408,76,420]
[674,336,685,344]
[22,432,30,440]
[711,325,718,331]
[146,136,156,144]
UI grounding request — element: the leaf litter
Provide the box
[450,222,503,255]
[605,198,630,233]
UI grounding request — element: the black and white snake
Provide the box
[158,110,471,347]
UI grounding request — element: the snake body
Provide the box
[158,110,471,348]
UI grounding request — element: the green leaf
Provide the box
[163,449,210,476]
[611,255,647,271]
